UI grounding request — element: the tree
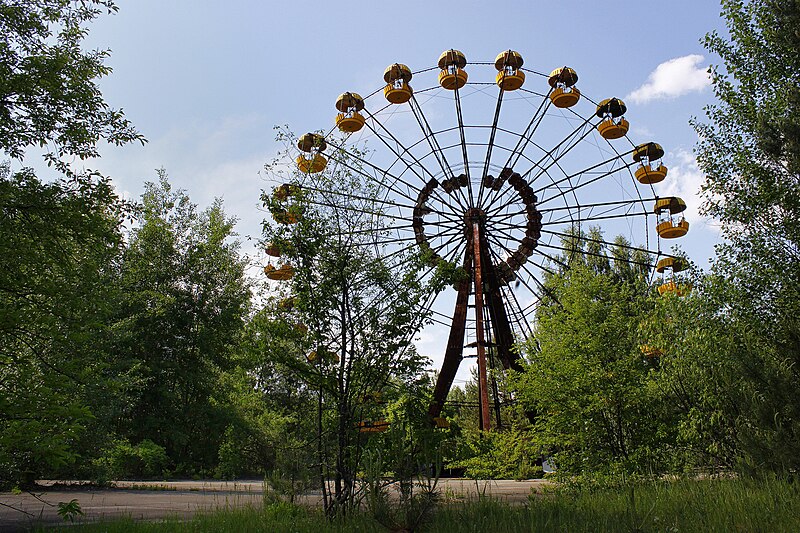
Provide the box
[689,0,800,474]
[695,0,799,318]
[214,304,319,488]
[641,273,756,473]
[112,172,251,473]
[261,132,432,514]
[0,165,127,486]
[0,1,146,487]
[0,0,143,170]
[512,230,672,477]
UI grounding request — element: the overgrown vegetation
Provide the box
[41,478,800,532]
[2,3,799,532]
[258,129,439,515]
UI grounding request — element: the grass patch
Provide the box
[41,502,383,533]
[435,477,800,532]
[42,477,800,532]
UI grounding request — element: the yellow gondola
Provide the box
[495,50,525,91]
[359,391,384,403]
[633,142,668,184]
[653,197,689,239]
[438,49,468,90]
[595,98,629,140]
[656,219,689,239]
[335,92,366,133]
[296,133,327,173]
[265,242,281,257]
[271,208,300,225]
[297,133,327,153]
[639,345,663,358]
[307,347,339,364]
[656,256,691,296]
[433,416,451,429]
[295,154,327,173]
[655,256,685,274]
[264,263,294,281]
[273,183,300,201]
[548,66,580,108]
[657,280,692,296]
[278,297,296,311]
[383,63,413,104]
[357,419,389,433]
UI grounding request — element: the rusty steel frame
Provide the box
[472,220,492,431]
[428,212,525,430]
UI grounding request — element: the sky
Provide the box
[22,0,730,388]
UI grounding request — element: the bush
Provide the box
[450,428,543,480]
[215,426,249,479]
[95,439,169,480]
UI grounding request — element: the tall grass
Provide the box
[435,477,800,532]
[43,477,800,532]
[41,502,383,533]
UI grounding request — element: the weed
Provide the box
[56,499,83,523]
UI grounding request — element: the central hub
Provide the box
[464,208,486,227]
[410,168,543,282]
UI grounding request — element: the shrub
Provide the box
[95,439,169,480]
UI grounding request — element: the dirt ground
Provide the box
[0,478,551,531]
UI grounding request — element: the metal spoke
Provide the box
[481,111,596,213]
[541,210,650,226]
[361,109,465,217]
[540,228,666,259]
[504,89,552,171]
[453,81,475,207]
[408,96,471,211]
[475,85,505,209]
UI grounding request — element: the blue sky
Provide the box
[33,0,728,386]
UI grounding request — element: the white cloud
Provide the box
[627,55,711,104]
[629,125,654,138]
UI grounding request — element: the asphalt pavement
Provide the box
[0,478,550,531]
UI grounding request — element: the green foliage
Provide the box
[56,498,83,523]
[526,477,800,533]
[686,0,800,475]
[0,0,144,170]
[252,409,317,501]
[94,439,169,480]
[442,366,537,480]
[513,229,670,477]
[643,273,800,474]
[451,428,542,480]
[0,0,146,488]
[46,503,385,532]
[43,479,800,533]
[432,260,469,291]
[360,393,447,532]
[694,0,800,327]
[215,427,251,480]
[112,171,251,474]
[216,305,318,481]
[0,165,128,487]
[262,128,433,514]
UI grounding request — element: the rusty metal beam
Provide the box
[478,230,523,373]
[485,286,523,372]
[428,241,473,419]
[472,221,492,431]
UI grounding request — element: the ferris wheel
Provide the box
[267,49,690,430]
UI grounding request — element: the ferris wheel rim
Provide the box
[273,53,690,356]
